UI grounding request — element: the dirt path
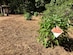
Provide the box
[0,15,73,55]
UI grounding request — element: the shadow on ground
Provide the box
[58,36,73,52]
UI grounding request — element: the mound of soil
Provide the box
[0,15,73,55]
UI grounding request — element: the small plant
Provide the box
[38,14,70,48]
[0,13,3,16]
[24,12,32,20]
[34,12,38,16]
[38,0,73,48]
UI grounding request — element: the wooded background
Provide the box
[0,0,51,14]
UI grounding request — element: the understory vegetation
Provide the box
[38,0,73,48]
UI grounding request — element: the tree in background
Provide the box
[0,0,25,14]
[8,0,25,14]
[0,0,51,14]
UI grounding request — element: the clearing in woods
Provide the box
[0,15,73,55]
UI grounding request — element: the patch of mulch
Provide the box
[0,15,73,55]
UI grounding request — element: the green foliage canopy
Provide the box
[0,0,50,14]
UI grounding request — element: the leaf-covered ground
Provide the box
[0,15,73,55]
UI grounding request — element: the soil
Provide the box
[0,15,73,55]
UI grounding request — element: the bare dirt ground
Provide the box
[0,15,73,55]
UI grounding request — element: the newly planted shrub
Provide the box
[24,12,32,20]
[38,15,70,47]
[38,0,73,48]
[34,12,38,16]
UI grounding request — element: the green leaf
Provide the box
[55,40,59,45]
